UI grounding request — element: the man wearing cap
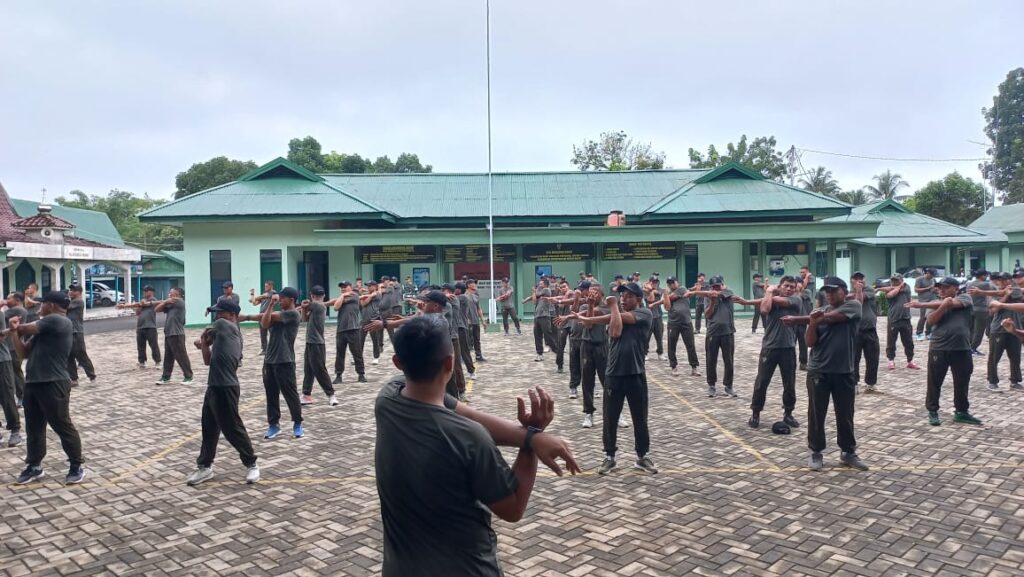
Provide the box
[884,273,919,370]
[751,273,766,334]
[783,277,867,471]
[0,298,21,448]
[8,291,86,484]
[299,286,337,406]
[378,277,398,347]
[333,281,367,384]
[250,280,277,356]
[663,277,700,377]
[240,287,304,440]
[496,277,521,335]
[690,276,738,398]
[746,276,802,429]
[966,270,995,355]
[551,281,573,374]
[524,279,556,362]
[914,268,938,340]
[984,273,1022,392]
[156,287,194,385]
[552,282,588,393]
[577,284,609,428]
[645,277,665,361]
[908,277,983,425]
[64,285,96,387]
[450,283,477,379]
[576,282,657,475]
[692,273,708,333]
[467,280,487,362]
[850,272,880,393]
[440,286,470,398]
[118,285,162,368]
[187,299,260,486]
[360,280,385,366]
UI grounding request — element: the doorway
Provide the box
[373,263,400,281]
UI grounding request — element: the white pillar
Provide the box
[40,260,64,290]
[121,264,133,304]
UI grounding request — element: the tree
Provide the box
[571,131,666,171]
[688,135,787,181]
[287,136,325,173]
[835,188,872,205]
[799,166,841,196]
[982,68,1024,204]
[865,170,909,200]
[909,172,986,226]
[174,156,257,199]
[393,153,433,173]
[370,155,396,173]
[55,189,183,251]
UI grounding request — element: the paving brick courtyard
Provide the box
[2,319,1023,577]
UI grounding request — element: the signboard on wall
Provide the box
[522,243,594,262]
[443,244,515,263]
[360,245,436,263]
[454,261,510,281]
[602,242,677,261]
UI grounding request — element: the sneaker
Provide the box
[598,456,617,475]
[293,423,305,438]
[972,349,984,357]
[372,357,379,365]
[839,452,869,471]
[906,361,921,370]
[332,375,344,385]
[300,394,314,405]
[799,363,807,371]
[155,378,171,385]
[808,452,823,471]
[186,466,214,486]
[70,380,79,388]
[468,372,476,379]
[864,384,878,394]
[259,350,266,356]
[581,413,593,428]
[245,465,260,484]
[556,366,564,374]
[618,416,630,428]
[915,334,924,341]
[357,375,368,383]
[691,367,702,377]
[928,411,941,426]
[16,465,45,485]
[65,465,86,484]
[329,394,339,406]
[953,411,982,425]
[1010,382,1024,391]
[723,387,737,398]
[137,362,146,369]
[535,354,543,362]
[477,357,487,362]
[671,367,680,376]
[264,424,281,440]
[635,456,658,474]
[783,413,800,428]
[7,431,22,447]
[516,330,522,335]
[569,388,578,399]
[707,386,716,398]
[748,413,760,428]
[182,378,194,385]
[987,383,1003,392]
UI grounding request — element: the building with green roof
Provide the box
[970,204,1024,273]
[139,157,1007,325]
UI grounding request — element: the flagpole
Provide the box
[486,0,496,324]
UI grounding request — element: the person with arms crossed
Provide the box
[884,273,919,370]
[645,277,665,360]
[299,286,338,406]
[690,276,738,398]
[64,285,96,387]
[333,281,367,384]
[751,273,766,334]
[467,280,487,362]
[155,288,194,385]
[663,276,700,378]
[966,270,995,356]
[983,272,1022,392]
[850,273,881,393]
[117,285,161,369]
[914,268,938,340]
[746,276,802,429]
[496,277,521,336]
[249,280,277,356]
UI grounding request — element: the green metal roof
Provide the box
[824,200,1006,246]
[969,204,1024,234]
[11,198,124,247]
[160,250,184,264]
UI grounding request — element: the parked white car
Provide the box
[89,282,125,306]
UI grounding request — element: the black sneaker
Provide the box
[928,411,940,426]
[839,452,869,471]
[634,456,658,474]
[598,456,617,475]
[799,363,807,371]
[783,413,800,428]
[66,465,86,484]
[16,465,45,485]
[808,452,823,471]
[332,375,343,385]
[357,375,368,383]
[748,413,760,428]
[953,411,982,425]
[476,357,487,363]
[556,366,564,374]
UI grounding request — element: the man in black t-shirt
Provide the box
[884,273,919,370]
[909,277,983,426]
[692,273,708,333]
[783,277,867,472]
[524,279,557,361]
[240,287,303,440]
[751,273,766,334]
[250,280,277,355]
[663,277,701,377]
[983,272,1022,391]
[65,285,96,386]
[156,288,194,385]
[645,277,665,360]
[187,299,259,486]
[333,281,367,384]
[691,276,737,398]
[300,286,337,406]
[117,285,161,368]
[577,282,657,476]
[745,276,802,429]
[496,277,521,335]
[8,291,86,485]
[850,273,880,393]
[374,315,579,577]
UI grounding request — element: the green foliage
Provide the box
[55,189,182,252]
[174,156,257,199]
[982,68,1024,204]
[799,166,841,196]
[371,155,396,173]
[287,136,326,173]
[688,135,787,181]
[865,170,909,200]
[291,138,432,174]
[909,172,986,226]
[571,131,666,171]
[835,188,873,205]
[393,153,432,173]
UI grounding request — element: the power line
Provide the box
[797,147,987,163]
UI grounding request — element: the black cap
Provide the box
[649,276,660,282]
[41,290,71,308]
[822,276,849,291]
[454,282,467,291]
[936,276,960,287]
[207,300,241,314]
[577,280,591,290]
[666,276,678,283]
[975,269,989,277]
[441,283,455,291]
[67,284,83,292]
[222,281,234,288]
[613,274,624,280]
[422,290,448,307]
[368,279,378,286]
[579,270,586,276]
[1013,270,1024,279]
[709,276,725,286]
[142,285,155,292]
[615,282,644,297]
[851,271,865,280]
[311,285,326,296]
[925,268,937,275]
[771,421,792,435]
[338,280,351,288]
[279,287,300,300]
[380,275,389,282]
[390,276,398,282]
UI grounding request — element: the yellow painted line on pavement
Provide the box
[648,375,782,471]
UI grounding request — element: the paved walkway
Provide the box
[2,320,1023,576]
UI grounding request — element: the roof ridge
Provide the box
[318,180,393,216]
[322,168,708,177]
[137,181,237,218]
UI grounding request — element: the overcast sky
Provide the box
[1,1,1020,203]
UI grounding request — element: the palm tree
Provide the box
[865,170,909,200]
[835,188,872,205]
[799,166,841,196]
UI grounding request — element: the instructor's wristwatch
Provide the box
[522,426,542,451]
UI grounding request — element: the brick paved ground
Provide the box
[2,317,1023,576]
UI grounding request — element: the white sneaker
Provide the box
[137,362,145,369]
[619,416,630,428]
[372,358,379,365]
[245,465,260,484]
[329,394,338,406]
[468,372,476,380]
[582,414,593,428]
[657,354,664,361]
[987,383,1003,392]
[535,354,543,362]
[186,466,214,486]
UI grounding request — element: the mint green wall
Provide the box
[698,240,743,288]
[984,247,1002,271]
[914,247,947,269]
[856,246,887,283]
